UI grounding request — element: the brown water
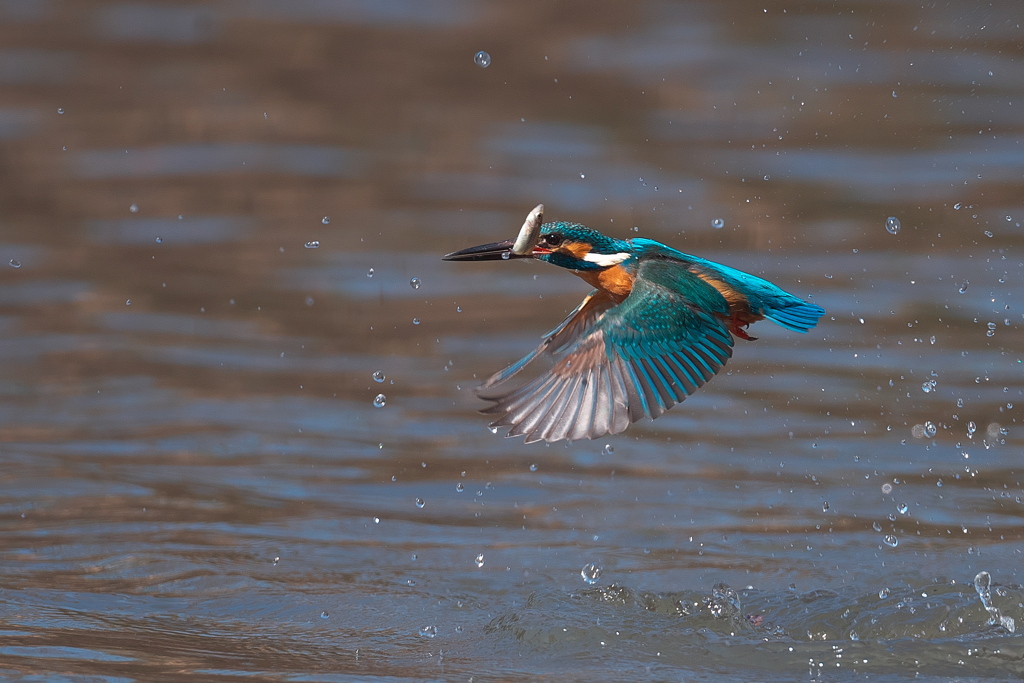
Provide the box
[0,1,1022,680]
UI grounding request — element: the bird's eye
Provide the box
[544,233,563,247]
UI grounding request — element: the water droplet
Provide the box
[924,421,937,437]
[711,218,725,229]
[372,370,385,383]
[602,444,614,456]
[822,501,830,512]
[897,502,909,514]
[305,296,314,307]
[984,230,993,238]
[410,277,421,289]
[883,535,898,547]
[456,482,464,492]
[878,587,890,599]
[958,280,969,294]
[412,318,420,325]
[967,421,977,437]
[125,299,132,306]
[373,394,386,408]
[475,554,485,568]
[891,90,898,98]
[8,259,20,268]
[474,50,491,68]
[367,268,374,278]
[373,517,380,523]
[321,216,330,224]
[954,202,962,210]
[419,624,437,638]
[57,107,64,114]
[155,236,162,244]
[320,611,329,619]
[579,173,586,179]
[273,556,280,565]
[529,463,538,472]
[415,498,425,508]
[304,240,320,249]
[500,251,511,260]
[581,563,602,585]
[885,216,901,234]
[872,521,883,532]
[881,483,893,494]
[129,203,139,213]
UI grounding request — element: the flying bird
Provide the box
[443,205,824,443]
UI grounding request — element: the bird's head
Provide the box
[530,222,633,271]
[443,208,632,272]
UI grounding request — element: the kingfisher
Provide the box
[443,205,824,444]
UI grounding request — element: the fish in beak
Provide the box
[442,204,545,261]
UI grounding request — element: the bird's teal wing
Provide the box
[631,240,825,332]
[685,256,825,332]
[477,259,734,443]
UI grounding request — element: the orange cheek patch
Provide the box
[562,241,592,260]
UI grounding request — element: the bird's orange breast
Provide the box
[577,264,634,301]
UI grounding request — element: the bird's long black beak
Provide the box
[442,239,534,262]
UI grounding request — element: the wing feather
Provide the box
[477,260,736,442]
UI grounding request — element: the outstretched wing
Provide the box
[477,259,735,443]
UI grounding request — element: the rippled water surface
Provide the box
[1,1,1023,680]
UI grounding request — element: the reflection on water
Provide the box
[0,0,1021,679]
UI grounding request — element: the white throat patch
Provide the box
[582,251,630,267]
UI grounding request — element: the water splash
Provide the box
[708,583,742,619]
[581,563,602,585]
[974,571,1016,632]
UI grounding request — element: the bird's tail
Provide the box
[764,300,826,333]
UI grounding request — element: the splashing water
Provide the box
[974,571,1016,632]
[581,563,602,585]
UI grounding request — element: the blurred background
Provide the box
[0,0,1022,679]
